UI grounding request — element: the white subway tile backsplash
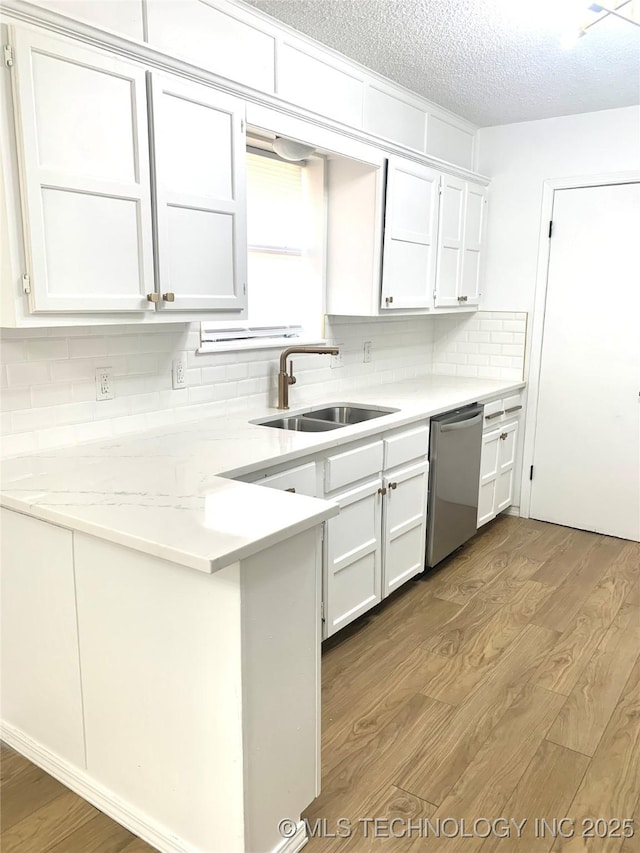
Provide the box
[68,337,107,359]
[432,311,527,382]
[31,383,73,409]
[6,361,51,387]
[1,312,524,456]
[26,339,69,361]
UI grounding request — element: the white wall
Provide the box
[477,106,640,312]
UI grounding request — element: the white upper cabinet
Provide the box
[434,175,465,308]
[461,182,488,305]
[380,158,440,310]
[434,178,488,308]
[10,28,154,313]
[149,72,247,313]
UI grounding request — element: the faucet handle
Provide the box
[289,360,296,385]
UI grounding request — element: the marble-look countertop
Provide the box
[0,375,525,573]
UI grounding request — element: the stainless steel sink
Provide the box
[302,404,398,425]
[254,403,398,432]
[258,416,342,432]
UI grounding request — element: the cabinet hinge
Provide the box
[529,465,534,481]
[243,282,247,296]
[548,220,553,238]
[21,273,31,295]
[3,45,14,69]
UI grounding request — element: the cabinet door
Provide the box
[495,420,518,514]
[324,479,382,638]
[461,183,488,306]
[11,28,154,312]
[382,460,428,597]
[434,175,465,307]
[478,427,500,527]
[150,72,247,312]
[380,158,439,310]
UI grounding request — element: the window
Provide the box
[200,146,325,351]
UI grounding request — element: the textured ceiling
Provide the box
[244,0,640,126]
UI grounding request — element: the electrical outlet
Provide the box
[363,341,373,363]
[330,344,344,369]
[95,368,114,401]
[172,354,187,389]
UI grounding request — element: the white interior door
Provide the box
[530,182,640,541]
[11,28,154,312]
[150,72,247,312]
[380,158,439,310]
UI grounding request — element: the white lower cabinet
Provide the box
[324,478,383,637]
[242,421,430,637]
[478,418,519,527]
[382,460,429,596]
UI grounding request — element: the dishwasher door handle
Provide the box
[439,413,483,432]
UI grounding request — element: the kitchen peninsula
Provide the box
[1,374,524,853]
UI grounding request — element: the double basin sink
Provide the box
[255,404,399,432]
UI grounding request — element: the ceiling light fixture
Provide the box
[561,0,640,48]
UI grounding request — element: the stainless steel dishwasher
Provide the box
[426,403,484,568]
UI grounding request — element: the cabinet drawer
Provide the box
[383,423,429,470]
[254,462,317,497]
[324,440,384,494]
[502,393,523,418]
[483,392,524,429]
[483,397,504,424]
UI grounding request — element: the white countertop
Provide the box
[0,375,525,573]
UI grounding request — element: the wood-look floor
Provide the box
[2,517,639,853]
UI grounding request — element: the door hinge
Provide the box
[529,465,534,481]
[548,220,553,238]
[4,45,14,69]
[320,601,325,623]
[243,282,247,296]
[21,273,31,295]
[240,117,245,133]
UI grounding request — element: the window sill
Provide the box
[197,336,328,355]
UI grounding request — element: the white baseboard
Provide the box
[503,506,521,518]
[272,821,308,853]
[1,721,307,853]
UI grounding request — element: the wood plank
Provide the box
[306,783,436,853]
[532,535,625,633]
[475,556,545,605]
[44,811,147,853]
[323,594,459,729]
[626,579,640,607]
[426,685,566,853]
[551,656,640,853]
[322,646,450,771]
[398,623,560,805]
[0,761,70,832]
[307,693,452,825]
[423,580,552,705]
[0,743,31,788]
[531,528,600,587]
[423,594,501,657]
[533,571,635,696]
[1,790,98,853]
[479,740,590,853]
[546,604,640,756]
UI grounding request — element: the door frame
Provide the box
[519,170,640,519]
